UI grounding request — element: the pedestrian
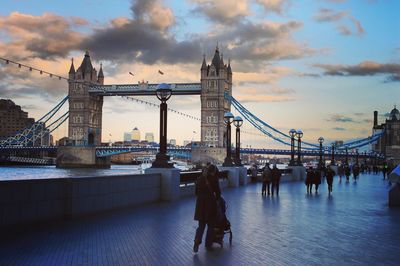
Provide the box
[313,168,321,193]
[338,164,344,181]
[353,164,360,182]
[382,162,388,180]
[251,164,258,182]
[306,167,313,194]
[326,166,335,194]
[193,164,221,252]
[262,163,272,196]
[271,164,281,196]
[345,164,351,182]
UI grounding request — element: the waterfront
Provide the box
[0,165,142,181]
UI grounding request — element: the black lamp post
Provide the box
[289,129,296,166]
[345,147,349,165]
[151,83,173,168]
[296,130,303,165]
[331,143,335,165]
[233,116,243,166]
[223,111,234,167]
[318,137,324,169]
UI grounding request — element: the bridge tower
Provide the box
[57,52,109,168]
[193,46,232,164]
[68,51,104,146]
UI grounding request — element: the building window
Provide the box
[72,115,83,124]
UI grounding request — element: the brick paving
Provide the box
[0,173,399,266]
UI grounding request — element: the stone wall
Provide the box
[0,173,161,228]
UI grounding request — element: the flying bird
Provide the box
[158,70,164,75]
[129,72,134,76]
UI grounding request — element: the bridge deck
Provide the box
[88,83,201,96]
[0,173,398,265]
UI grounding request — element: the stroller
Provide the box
[213,197,232,247]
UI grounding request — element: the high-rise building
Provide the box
[123,132,132,142]
[131,127,140,141]
[170,139,176,146]
[0,99,35,138]
[145,132,154,143]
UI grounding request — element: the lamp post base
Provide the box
[151,153,174,168]
[222,157,234,167]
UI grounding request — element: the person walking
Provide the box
[345,164,351,182]
[250,164,258,182]
[382,162,388,180]
[271,164,281,196]
[326,166,335,194]
[353,164,360,182]
[306,167,313,194]
[262,163,272,196]
[193,164,221,252]
[313,168,322,194]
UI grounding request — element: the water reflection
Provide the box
[0,164,143,180]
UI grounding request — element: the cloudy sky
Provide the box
[0,0,399,148]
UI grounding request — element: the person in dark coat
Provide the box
[313,168,321,193]
[306,167,313,194]
[353,164,360,182]
[262,163,272,196]
[326,166,335,194]
[345,164,351,182]
[193,164,221,252]
[271,164,281,196]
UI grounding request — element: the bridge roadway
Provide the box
[0,145,382,159]
[88,83,202,96]
[0,173,398,265]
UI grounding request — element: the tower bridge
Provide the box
[0,48,389,167]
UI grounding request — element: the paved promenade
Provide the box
[0,173,399,265]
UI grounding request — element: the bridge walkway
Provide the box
[0,173,399,265]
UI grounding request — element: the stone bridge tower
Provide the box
[68,51,104,146]
[193,46,233,164]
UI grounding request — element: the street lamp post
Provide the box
[318,137,324,169]
[151,83,173,168]
[289,129,297,166]
[223,112,234,167]
[296,130,303,165]
[331,143,335,165]
[345,147,349,165]
[233,116,243,166]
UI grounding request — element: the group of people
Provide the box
[261,163,282,196]
[337,164,361,182]
[305,166,335,194]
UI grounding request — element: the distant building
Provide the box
[170,139,177,146]
[373,106,400,164]
[131,127,140,141]
[0,99,35,138]
[123,132,132,142]
[183,140,191,146]
[145,132,154,143]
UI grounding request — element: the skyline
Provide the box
[0,0,399,148]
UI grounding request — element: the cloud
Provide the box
[236,94,295,103]
[191,0,249,23]
[255,0,291,14]
[314,61,400,82]
[332,127,346,131]
[313,8,365,36]
[327,114,355,123]
[314,8,347,22]
[0,12,85,59]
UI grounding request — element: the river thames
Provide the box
[0,165,143,180]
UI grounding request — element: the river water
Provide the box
[0,165,143,181]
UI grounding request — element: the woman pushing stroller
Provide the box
[193,164,221,252]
